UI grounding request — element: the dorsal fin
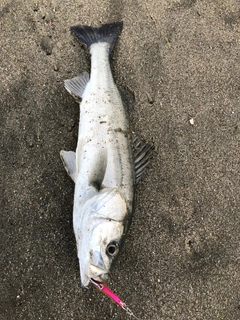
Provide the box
[133,137,154,183]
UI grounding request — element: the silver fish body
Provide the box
[60,22,134,287]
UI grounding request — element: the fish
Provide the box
[60,21,152,288]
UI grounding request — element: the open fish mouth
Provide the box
[89,264,109,281]
[80,265,108,288]
[81,266,108,288]
[88,250,109,285]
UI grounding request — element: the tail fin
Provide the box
[70,21,123,53]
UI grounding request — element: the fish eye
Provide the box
[106,241,119,257]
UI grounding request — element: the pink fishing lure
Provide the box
[90,278,140,319]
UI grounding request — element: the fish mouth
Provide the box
[81,265,108,288]
[89,252,109,285]
[81,250,109,288]
[90,250,109,281]
[89,264,109,281]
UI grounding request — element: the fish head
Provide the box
[74,188,128,288]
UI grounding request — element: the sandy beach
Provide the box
[1,1,240,319]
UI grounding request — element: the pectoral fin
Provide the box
[64,71,89,100]
[60,150,77,182]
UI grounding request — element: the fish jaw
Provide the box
[73,188,126,287]
[80,254,110,288]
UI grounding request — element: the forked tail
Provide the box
[70,21,123,53]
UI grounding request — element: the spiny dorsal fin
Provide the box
[133,137,154,183]
[64,71,89,100]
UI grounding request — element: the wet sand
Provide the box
[1,1,240,319]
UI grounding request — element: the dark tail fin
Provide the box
[70,21,123,53]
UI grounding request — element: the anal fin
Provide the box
[64,71,89,100]
[60,150,77,182]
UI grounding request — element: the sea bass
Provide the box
[60,22,152,288]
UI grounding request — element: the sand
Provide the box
[1,0,240,319]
